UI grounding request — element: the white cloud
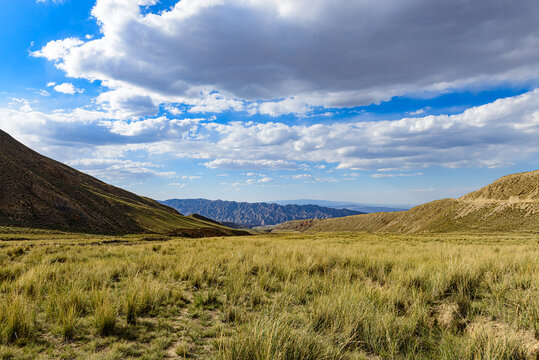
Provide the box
[164,105,183,115]
[32,0,539,116]
[188,92,244,113]
[65,158,176,180]
[291,174,338,183]
[371,172,424,178]
[32,38,83,62]
[408,107,431,116]
[292,174,312,180]
[258,176,272,183]
[228,175,273,187]
[253,98,310,116]
[168,182,187,187]
[52,82,84,94]
[204,159,299,170]
[36,0,66,3]
[101,117,203,138]
[8,98,33,112]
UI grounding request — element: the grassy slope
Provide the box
[0,231,536,359]
[0,130,245,236]
[276,170,539,234]
[86,186,246,235]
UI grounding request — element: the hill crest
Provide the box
[275,170,539,233]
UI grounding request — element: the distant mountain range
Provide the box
[161,199,365,228]
[0,129,246,237]
[274,199,409,213]
[275,170,539,233]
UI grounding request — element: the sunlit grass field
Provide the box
[0,227,537,359]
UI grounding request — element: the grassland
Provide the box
[0,227,537,359]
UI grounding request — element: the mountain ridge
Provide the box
[161,198,365,227]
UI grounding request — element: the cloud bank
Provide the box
[2,90,539,173]
[32,0,539,116]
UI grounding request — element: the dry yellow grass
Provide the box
[0,229,537,359]
[276,170,539,234]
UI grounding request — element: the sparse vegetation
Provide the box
[0,229,536,359]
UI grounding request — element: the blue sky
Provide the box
[1,0,539,205]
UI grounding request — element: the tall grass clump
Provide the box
[91,290,117,336]
[310,285,430,357]
[218,314,340,360]
[123,277,166,324]
[439,321,535,360]
[58,304,79,340]
[46,288,86,340]
[0,293,36,344]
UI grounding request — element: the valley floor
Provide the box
[0,227,537,359]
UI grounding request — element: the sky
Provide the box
[1,0,538,206]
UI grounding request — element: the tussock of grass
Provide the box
[219,314,339,360]
[175,340,192,357]
[91,290,117,336]
[59,303,79,340]
[46,287,86,340]
[0,293,35,344]
[124,276,166,324]
[193,290,221,310]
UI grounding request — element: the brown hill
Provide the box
[274,170,539,233]
[0,130,246,236]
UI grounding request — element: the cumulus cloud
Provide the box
[100,117,203,138]
[2,90,539,173]
[253,98,310,117]
[32,38,83,62]
[180,175,201,180]
[408,107,432,116]
[51,82,84,94]
[291,174,338,183]
[228,175,273,187]
[65,158,176,180]
[371,172,424,179]
[204,159,299,170]
[168,182,187,187]
[32,0,539,116]
[8,98,33,112]
[292,174,312,180]
[258,176,272,183]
